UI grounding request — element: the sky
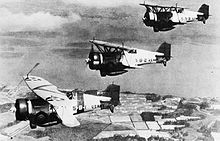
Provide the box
[0,0,220,98]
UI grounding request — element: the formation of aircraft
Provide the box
[15,65,120,129]
[140,3,209,32]
[14,3,210,129]
[86,39,171,77]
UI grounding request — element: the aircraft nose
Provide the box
[89,40,95,43]
[85,58,90,63]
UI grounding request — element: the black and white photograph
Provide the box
[0,0,219,140]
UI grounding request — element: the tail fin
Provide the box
[198,4,209,23]
[103,84,120,106]
[157,42,171,61]
[100,84,120,113]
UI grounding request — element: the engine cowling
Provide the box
[88,52,103,70]
[143,12,156,26]
[15,98,59,128]
[15,99,28,121]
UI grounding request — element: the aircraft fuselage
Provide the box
[121,49,164,66]
[141,4,209,32]
[89,49,166,76]
[143,10,202,32]
[15,76,119,128]
[88,40,171,76]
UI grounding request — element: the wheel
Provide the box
[100,71,106,77]
[109,105,114,113]
[153,27,159,32]
[30,121,37,129]
[29,114,37,129]
[163,61,167,67]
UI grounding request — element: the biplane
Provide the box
[86,39,171,77]
[140,3,209,32]
[15,64,120,129]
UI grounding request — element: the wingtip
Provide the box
[63,121,80,128]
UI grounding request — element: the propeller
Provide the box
[85,44,94,65]
[8,63,40,96]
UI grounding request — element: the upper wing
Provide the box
[23,75,80,127]
[24,76,68,106]
[140,3,186,13]
[89,39,132,51]
[140,3,184,9]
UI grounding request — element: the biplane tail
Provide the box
[103,84,120,106]
[157,42,171,61]
[100,84,120,113]
[198,4,209,23]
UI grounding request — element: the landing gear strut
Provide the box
[163,61,167,67]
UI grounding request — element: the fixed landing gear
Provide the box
[29,115,37,129]
[100,71,106,77]
[109,105,114,113]
[30,121,37,129]
[153,27,159,32]
[100,62,116,77]
[163,61,167,67]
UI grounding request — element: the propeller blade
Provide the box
[85,58,90,64]
[26,63,40,77]
[8,63,40,96]
[85,44,94,65]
